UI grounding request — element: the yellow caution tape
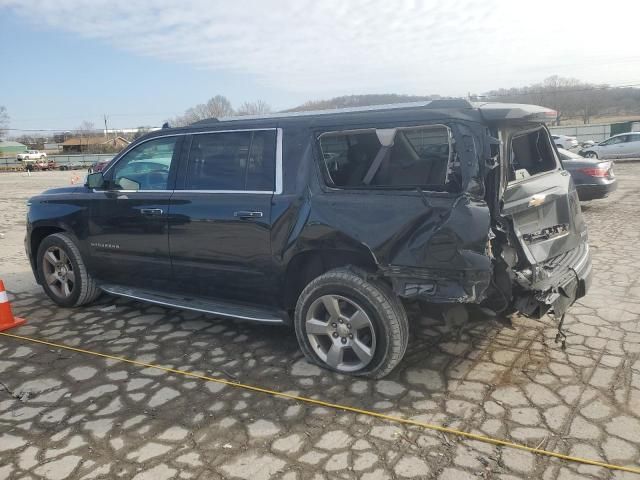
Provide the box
[2,331,639,475]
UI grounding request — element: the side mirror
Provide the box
[86,172,105,189]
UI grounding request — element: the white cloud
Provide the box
[2,0,639,96]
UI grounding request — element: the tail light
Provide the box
[580,163,611,177]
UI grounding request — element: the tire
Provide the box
[294,267,409,378]
[36,232,101,307]
[584,151,598,159]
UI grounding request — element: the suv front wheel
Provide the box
[37,233,101,307]
[294,268,409,378]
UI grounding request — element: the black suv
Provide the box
[26,100,592,378]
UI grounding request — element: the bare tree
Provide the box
[485,76,610,125]
[171,95,234,126]
[538,76,582,125]
[0,106,9,139]
[74,120,96,153]
[580,85,607,124]
[236,100,272,116]
[132,126,152,140]
[75,120,95,135]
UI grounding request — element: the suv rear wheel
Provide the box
[294,267,408,378]
[37,233,101,307]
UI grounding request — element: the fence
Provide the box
[548,124,611,143]
[0,154,114,171]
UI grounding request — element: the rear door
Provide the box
[168,128,279,306]
[500,125,587,267]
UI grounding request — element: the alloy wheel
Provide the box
[305,294,377,372]
[42,246,76,298]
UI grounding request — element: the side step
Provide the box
[100,284,288,325]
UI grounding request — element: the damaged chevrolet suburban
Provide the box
[26,100,591,378]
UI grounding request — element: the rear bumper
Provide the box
[515,242,592,318]
[576,180,617,201]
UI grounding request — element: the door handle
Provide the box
[234,210,263,219]
[139,208,164,216]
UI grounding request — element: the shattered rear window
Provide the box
[318,125,457,191]
[509,128,558,181]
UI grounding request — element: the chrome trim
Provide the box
[99,127,283,195]
[173,190,273,195]
[100,286,284,324]
[275,127,283,194]
[92,189,173,194]
[191,127,276,135]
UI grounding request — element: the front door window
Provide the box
[110,137,179,191]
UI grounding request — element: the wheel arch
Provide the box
[283,246,379,311]
[29,225,81,283]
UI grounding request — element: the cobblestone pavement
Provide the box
[1,165,639,480]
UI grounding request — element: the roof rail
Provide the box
[425,99,473,109]
[193,98,473,125]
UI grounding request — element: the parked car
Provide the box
[26,100,592,378]
[59,162,85,171]
[88,158,112,173]
[551,134,578,150]
[557,148,617,201]
[33,159,56,171]
[17,150,47,161]
[579,132,640,159]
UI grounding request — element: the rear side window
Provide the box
[185,130,276,191]
[318,125,454,190]
[509,129,558,181]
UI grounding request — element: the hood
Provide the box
[40,186,86,195]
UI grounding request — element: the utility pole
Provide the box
[103,114,108,138]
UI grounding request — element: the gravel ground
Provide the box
[0,166,639,479]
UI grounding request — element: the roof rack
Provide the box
[193,98,474,124]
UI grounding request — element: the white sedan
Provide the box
[551,135,579,149]
[580,132,640,159]
[17,150,47,161]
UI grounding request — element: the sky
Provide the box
[1,0,639,132]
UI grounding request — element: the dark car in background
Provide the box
[87,158,112,173]
[557,148,617,201]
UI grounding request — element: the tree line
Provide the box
[168,78,640,127]
[3,76,640,143]
[482,76,640,125]
[167,96,272,127]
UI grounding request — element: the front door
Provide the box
[169,129,278,306]
[600,135,627,159]
[620,134,640,158]
[87,135,183,289]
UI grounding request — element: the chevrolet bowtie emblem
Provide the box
[528,194,547,207]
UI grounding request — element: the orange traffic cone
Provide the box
[0,280,26,332]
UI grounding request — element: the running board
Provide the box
[100,284,288,325]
